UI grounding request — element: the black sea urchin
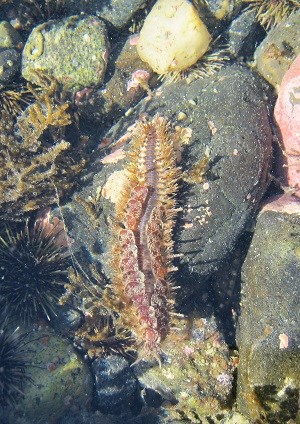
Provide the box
[0,210,70,323]
[0,322,31,409]
[243,0,300,29]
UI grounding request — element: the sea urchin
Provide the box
[0,209,71,323]
[243,0,300,29]
[0,322,31,409]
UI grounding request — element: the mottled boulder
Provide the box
[134,315,234,421]
[22,15,108,92]
[237,195,300,423]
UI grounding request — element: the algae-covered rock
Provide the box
[2,324,93,424]
[22,15,109,92]
[0,21,22,49]
[134,315,234,421]
[237,195,300,423]
[254,10,300,90]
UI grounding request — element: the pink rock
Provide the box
[274,53,300,197]
[261,194,300,215]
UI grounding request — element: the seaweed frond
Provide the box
[61,266,136,360]
[0,73,88,220]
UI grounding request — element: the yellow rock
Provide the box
[137,0,211,75]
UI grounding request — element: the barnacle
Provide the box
[243,0,300,30]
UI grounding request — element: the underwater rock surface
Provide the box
[134,315,234,421]
[237,195,300,423]
[74,63,272,283]
[1,324,93,424]
[93,355,139,415]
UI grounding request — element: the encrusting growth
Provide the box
[106,114,191,361]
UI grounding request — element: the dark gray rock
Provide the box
[227,9,266,58]
[65,0,147,29]
[0,47,20,83]
[62,63,272,289]
[237,195,300,423]
[92,355,140,414]
[49,304,83,336]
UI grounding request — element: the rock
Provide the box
[227,9,265,58]
[254,10,300,90]
[77,36,155,125]
[49,304,83,336]
[92,355,140,414]
[1,324,93,424]
[64,0,147,29]
[194,0,242,34]
[0,21,22,49]
[134,315,234,421]
[0,47,20,83]
[62,63,272,288]
[136,0,211,75]
[201,0,241,21]
[91,0,146,29]
[274,53,300,197]
[22,15,109,92]
[237,195,300,423]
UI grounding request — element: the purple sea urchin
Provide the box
[0,209,71,323]
[0,322,31,409]
[243,0,300,29]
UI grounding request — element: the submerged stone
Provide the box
[237,195,300,422]
[22,15,108,92]
[62,63,272,289]
[1,325,93,423]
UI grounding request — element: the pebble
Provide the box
[0,47,20,83]
[227,9,265,58]
[237,195,300,422]
[64,0,147,30]
[92,355,140,414]
[0,21,22,49]
[76,36,155,124]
